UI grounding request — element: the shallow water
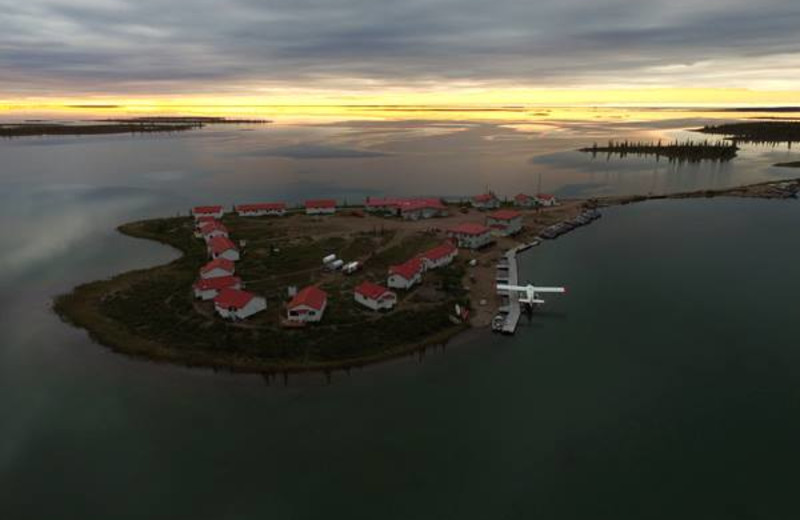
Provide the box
[1,109,800,518]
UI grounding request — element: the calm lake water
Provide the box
[1,108,800,518]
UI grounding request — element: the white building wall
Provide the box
[388,273,421,290]
[355,292,396,311]
[287,302,327,322]
[487,217,523,236]
[423,252,457,270]
[202,230,229,242]
[235,297,267,319]
[201,267,234,279]
[306,207,336,215]
[213,249,240,262]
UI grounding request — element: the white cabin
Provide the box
[199,258,235,279]
[193,276,242,301]
[486,210,523,237]
[447,223,495,249]
[388,258,424,290]
[305,199,337,215]
[235,203,287,217]
[354,282,397,311]
[419,242,458,270]
[471,193,500,210]
[213,288,266,320]
[286,286,328,323]
[192,205,224,220]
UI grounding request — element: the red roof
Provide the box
[487,210,522,221]
[195,216,217,226]
[208,236,238,255]
[193,205,223,215]
[200,258,235,275]
[355,281,394,300]
[473,193,496,203]
[367,197,445,211]
[236,202,286,212]
[194,276,241,291]
[515,193,532,201]
[421,242,457,262]
[214,288,256,309]
[400,198,446,212]
[389,257,424,280]
[288,286,327,311]
[537,193,555,200]
[199,220,228,235]
[305,199,337,209]
[448,223,492,236]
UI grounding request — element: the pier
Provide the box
[493,241,537,334]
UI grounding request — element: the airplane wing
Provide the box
[531,287,566,293]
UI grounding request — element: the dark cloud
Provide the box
[1,0,799,94]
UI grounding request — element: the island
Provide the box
[579,140,739,162]
[53,181,799,377]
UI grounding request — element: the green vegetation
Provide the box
[580,140,738,163]
[698,121,800,145]
[54,216,466,374]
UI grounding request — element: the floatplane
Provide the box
[496,283,566,311]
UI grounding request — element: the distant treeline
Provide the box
[101,116,272,124]
[0,117,271,138]
[698,121,800,145]
[579,139,739,163]
[0,122,201,138]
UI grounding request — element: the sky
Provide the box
[1,0,800,106]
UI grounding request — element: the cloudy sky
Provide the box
[2,0,799,103]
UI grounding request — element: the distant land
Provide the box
[698,121,800,144]
[0,117,271,138]
[579,140,738,163]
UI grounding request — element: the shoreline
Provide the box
[53,178,799,377]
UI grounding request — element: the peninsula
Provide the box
[697,121,800,144]
[0,117,270,138]
[54,180,799,377]
[579,140,738,162]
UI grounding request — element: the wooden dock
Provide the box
[495,248,522,334]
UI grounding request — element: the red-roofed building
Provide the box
[388,257,424,290]
[192,205,224,219]
[354,281,397,311]
[471,192,500,210]
[207,236,240,261]
[447,223,495,249]
[198,220,229,242]
[194,216,217,230]
[287,286,328,322]
[536,193,559,207]
[399,198,448,220]
[305,199,337,215]
[419,242,458,270]
[514,193,538,208]
[200,258,235,279]
[365,197,448,220]
[193,275,242,300]
[213,288,266,320]
[235,202,287,217]
[487,210,523,236]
